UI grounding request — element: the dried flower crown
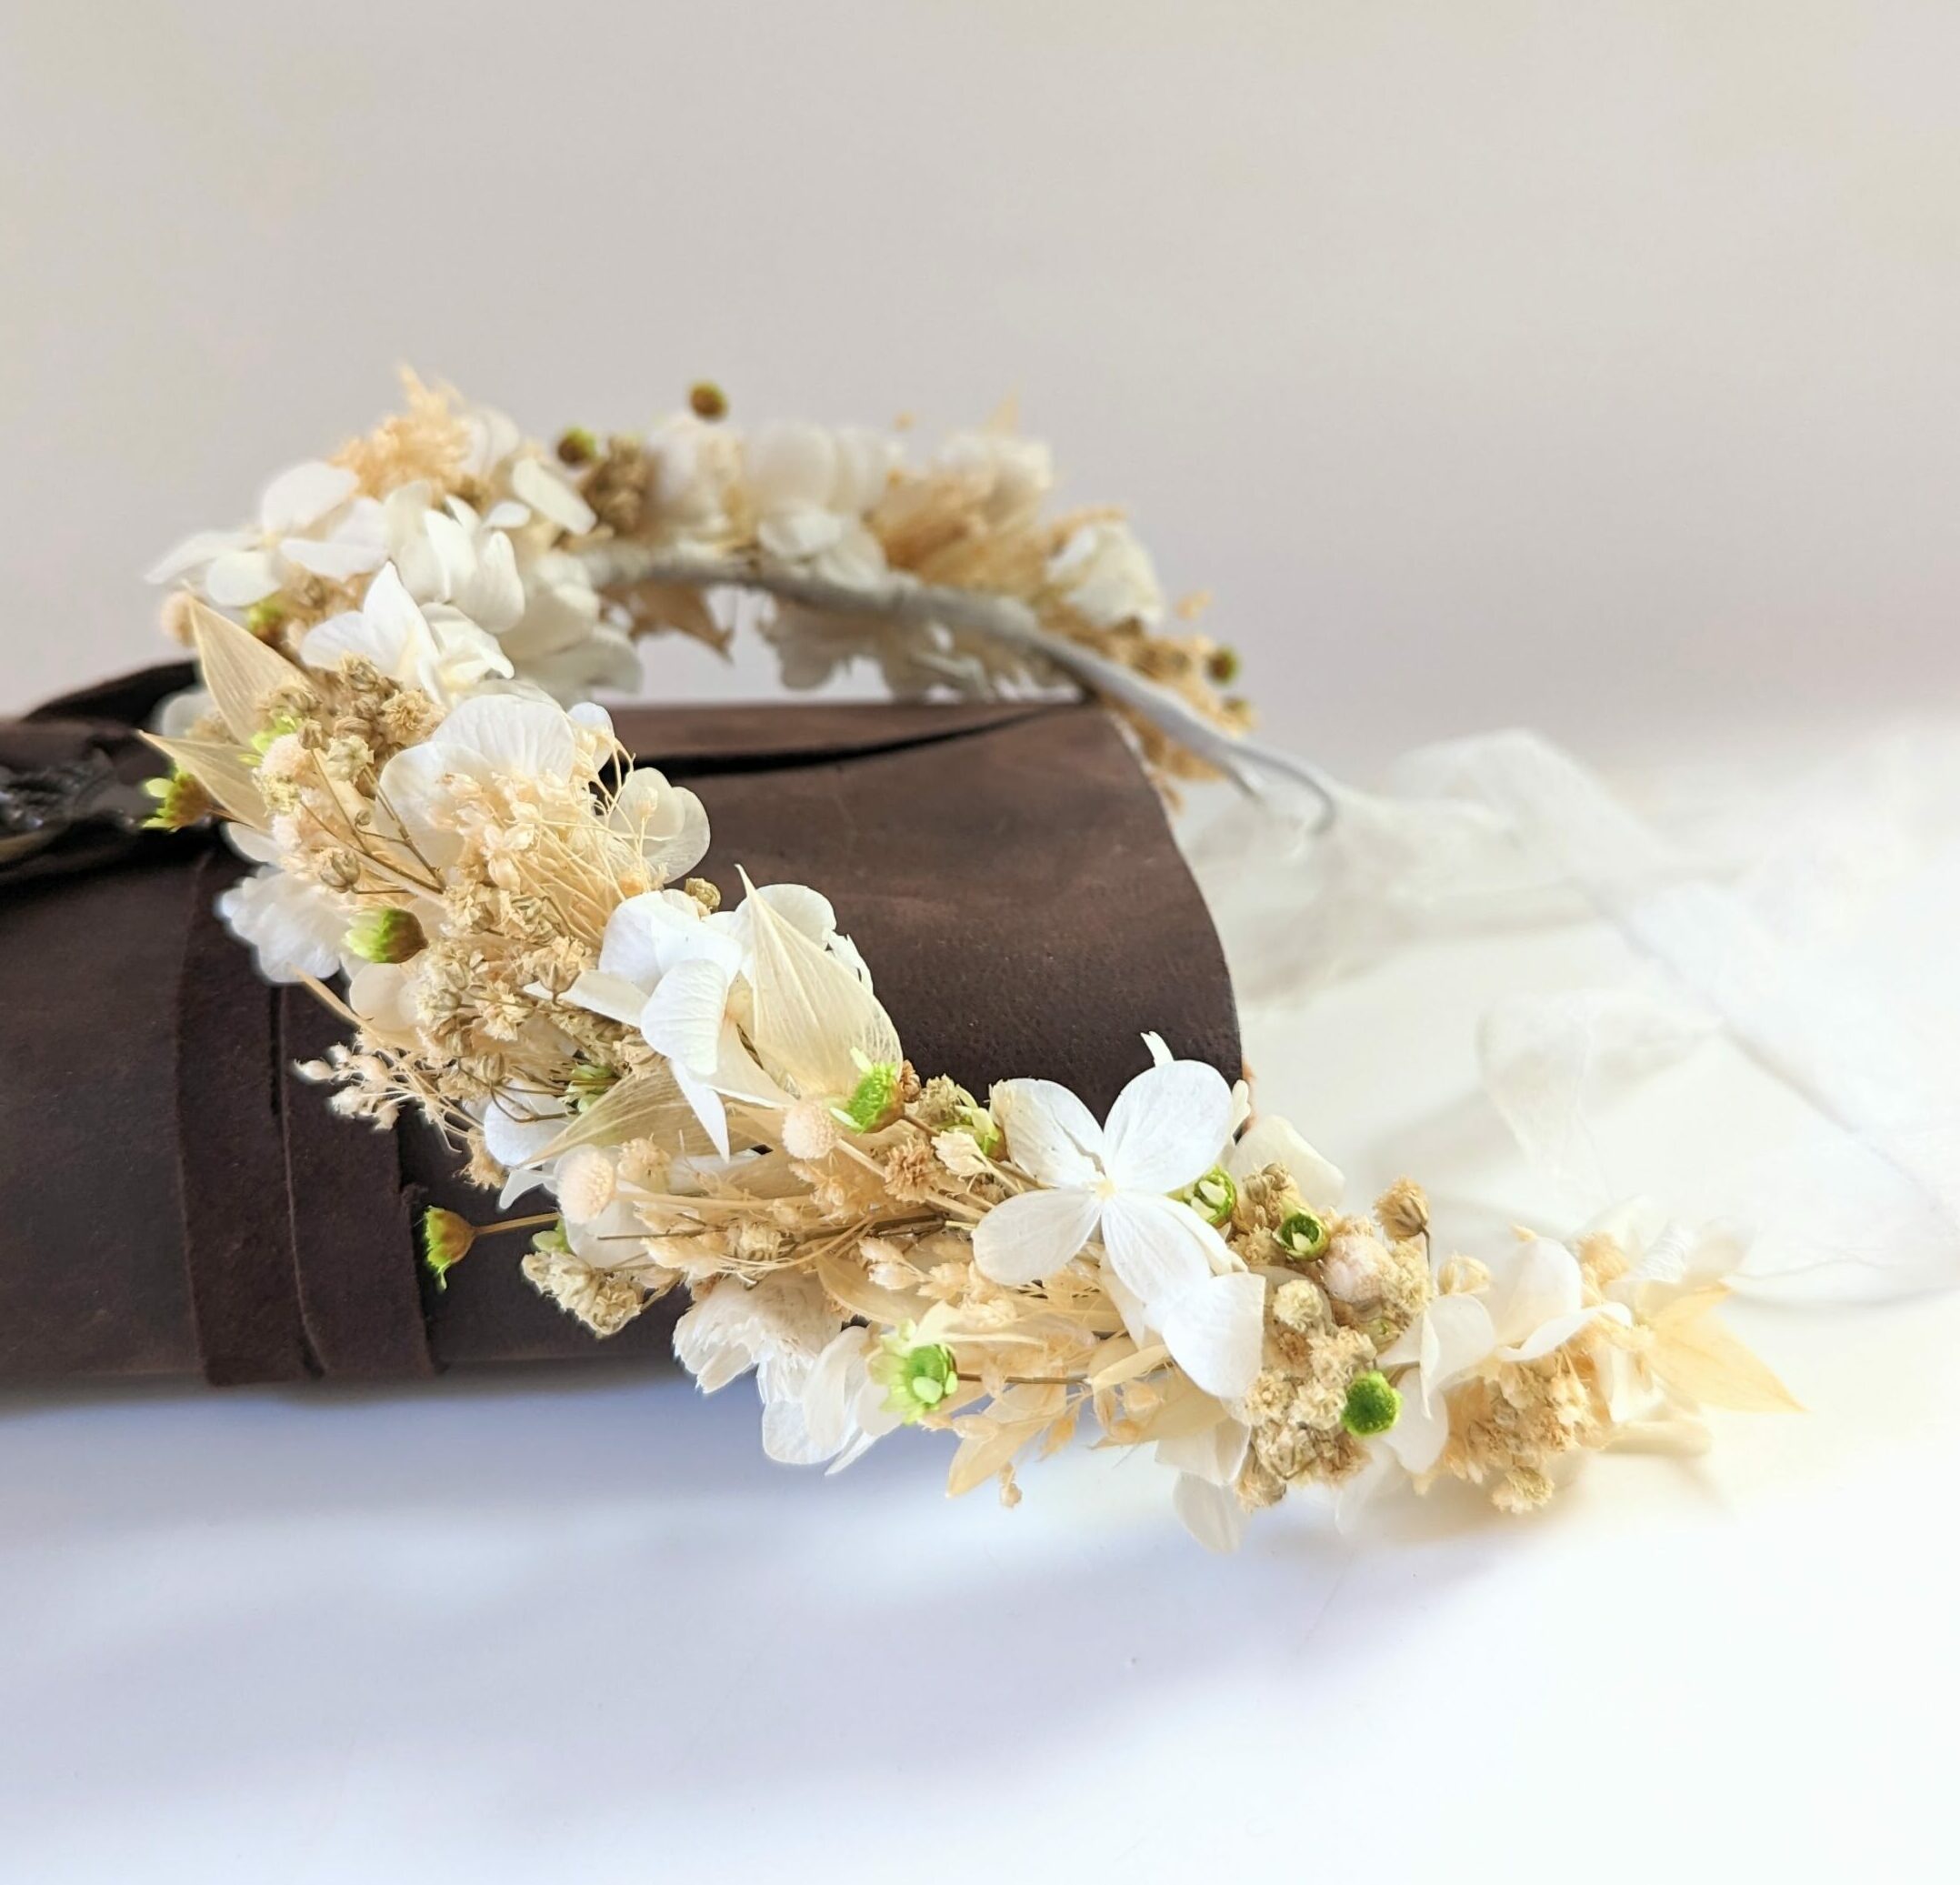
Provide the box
[141,376,1795,1549]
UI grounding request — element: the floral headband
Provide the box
[141,376,1795,1549]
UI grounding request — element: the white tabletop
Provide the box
[6,856,1956,1882]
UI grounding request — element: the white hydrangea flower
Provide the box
[215,827,356,984]
[300,563,514,706]
[565,883,864,1157]
[1046,518,1165,628]
[932,426,1055,523]
[745,421,898,582]
[974,1055,1265,1399]
[149,460,386,606]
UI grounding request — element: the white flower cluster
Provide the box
[150,389,639,708]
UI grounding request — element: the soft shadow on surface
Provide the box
[0,1358,1520,1835]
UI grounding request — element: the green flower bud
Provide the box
[344,907,426,965]
[533,1218,571,1256]
[245,712,304,763]
[1341,1370,1402,1438]
[141,766,215,831]
[555,426,598,466]
[836,1060,902,1134]
[245,597,287,639]
[565,1062,618,1113]
[1278,1209,1329,1260]
[871,1325,959,1424]
[1205,645,1241,686]
[420,1208,476,1289]
[956,1104,1002,1158]
[1175,1165,1238,1227]
[688,380,729,421]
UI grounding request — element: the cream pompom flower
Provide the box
[974,1056,1265,1399]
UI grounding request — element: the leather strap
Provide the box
[171,853,435,1383]
[173,849,318,1384]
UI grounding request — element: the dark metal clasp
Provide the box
[0,752,155,870]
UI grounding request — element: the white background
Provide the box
[3,5,1958,1880]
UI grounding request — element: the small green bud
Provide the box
[533,1218,571,1256]
[871,1325,960,1424]
[1341,1370,1402,1438]
[555,426,598,466]
[141,767,215,831]
[245,712,303,763]
[565,1061,618,1113]
[245,597,287,639]
[1205,645,1242,686]
[688,380,729,421]
[1175,1165,1238,1227]
[837,1060,902,1134]
[344,907,426,965]
[420,1208,476,1289]
[1278,1209,1329,1260]
[956,1104,1002,1158]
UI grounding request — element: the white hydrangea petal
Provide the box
[753,882,835,945]
[1103,1058,1235,1194]
[155,686,216,737]
[1097,1193,1216,1306]
[1498,1300,1632,1364]
[747,422,838,510]
[511,455,597,536]
[422,613,515,693]
[972,1187,1103,1287]
[437,694,579,781]
[565,968,656,1027]
[1334,1449,1398,1533]
[1413,1292,1497,1409]
[481,1097,569,1171]
[204,549,282,607]
[281,533,387,582]
[147,527,253,585]
[704,1022,794,1113]
[988,1078,1105,1188]
[610,769,712,882]
[831,426,899,514]
[1383,1374,1449,1472]
[671,1059,733,1159]
[347,960,417,1040]
[1172,1472,1247,1553]
[1485,1237,1585,1350]
[301,604,407,677]
[214,867,346,983]
[794,1328,875,1463]
[1226,1115,1345,1210]
[595,891,701,990]
[1155,1270,1265,1400]
[259,460,356,535]
[1156,1411,1249,1487]
[639,958,732,1077]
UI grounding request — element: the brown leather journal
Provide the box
[0,664,1240,1384]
